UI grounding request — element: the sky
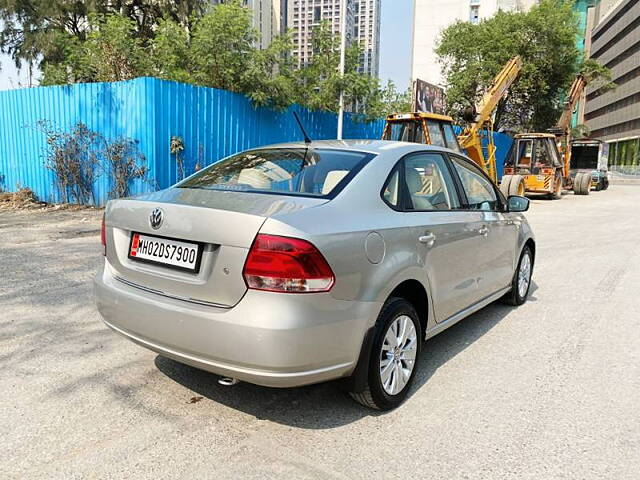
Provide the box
[378,0,414,89]
[0,0,414,92]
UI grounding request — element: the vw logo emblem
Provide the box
[149,208,163,230]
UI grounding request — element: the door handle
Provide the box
[418,232,436,246]
[477,225,489,237]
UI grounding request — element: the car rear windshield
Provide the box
[178,148,373,198]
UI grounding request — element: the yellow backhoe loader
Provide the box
[502,75,599,198]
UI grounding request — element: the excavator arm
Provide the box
[550,74,586,178]
[555,74,586,135]
[458,56,523,183]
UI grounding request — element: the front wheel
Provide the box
[508,175,526,197]
[503,246,533,306]
[349,297,421,410]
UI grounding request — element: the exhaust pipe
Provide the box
[218,377,240,386]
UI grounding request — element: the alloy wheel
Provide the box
[379,315,417,395]
[518,252,532,298]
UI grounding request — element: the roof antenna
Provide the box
[293,111,312,144]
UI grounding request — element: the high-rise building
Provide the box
[572,0,625,126]
[288,0,356,67]
[584,0,640,167]
[411,0,538,86]
[212,0,280,49]
[287,0,380,75]
[355,0,381,76]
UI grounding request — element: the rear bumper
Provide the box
[94,263,380,388]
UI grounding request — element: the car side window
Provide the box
[382,168,400,207]
[451,157,499,211]
[402,153,460,210]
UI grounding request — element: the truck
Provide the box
[502,75,604,198]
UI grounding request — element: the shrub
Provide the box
[103,138,147,199]
[37,121,149,204]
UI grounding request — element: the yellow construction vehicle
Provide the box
[458,56,522,185]
[502,75,597,198]
[382,56,522,185]
[382,112,463,152]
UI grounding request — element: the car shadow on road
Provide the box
[155,282,538,429]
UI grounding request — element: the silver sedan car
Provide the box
[95,140,535,410]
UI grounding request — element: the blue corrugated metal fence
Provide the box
[0,77,511,206]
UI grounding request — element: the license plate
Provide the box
[537,175,545,181]
[128,232,202,272]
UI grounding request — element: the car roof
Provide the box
[253,139,455,156]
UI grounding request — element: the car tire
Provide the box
[602,176,609,190]
[500,175,513,199]
[349,297,421,411]
[508,175,526,197]
[502,245,533,306]
[573,172,585,195]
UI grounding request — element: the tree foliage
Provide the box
[0,0,207,68]
[1,0,407,117]
[435,0,613,132]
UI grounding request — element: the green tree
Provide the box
[364,80,413,119]
[150,18,192,84]
[0,0,207,72]
[41,14,150,84]
[150,2,294,109]
[291,21,382,117]
[3,0,392,117]
[435,0,611,132]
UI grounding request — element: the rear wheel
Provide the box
[602,176,610,190]
[508,175,526,197]
[580,171,592,195]
[349,297,421,410]
[573,173,586,195]
[502,246,533,306]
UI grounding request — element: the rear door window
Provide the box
[179,148,373,198]
[403,153,460,210]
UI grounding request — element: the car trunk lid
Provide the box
[105,188,327,307]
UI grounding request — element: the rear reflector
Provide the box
[243,234,335,293]
[101,214,106,256]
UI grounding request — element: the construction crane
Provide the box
[457,56,523,184]
[382,57,522,185]
[502,74,604,198]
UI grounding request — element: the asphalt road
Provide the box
[1,188,639,479]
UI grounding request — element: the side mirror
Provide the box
[507,195,530,212]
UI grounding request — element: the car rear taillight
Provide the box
[101,214,106,256]
[243,234,335,293]
[541,168,554,175]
